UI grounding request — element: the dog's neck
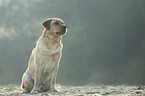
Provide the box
[42,29,62,43]
[41,29,62,46]
[36,29,63,54]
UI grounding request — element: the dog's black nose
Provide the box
[62,26,66,32]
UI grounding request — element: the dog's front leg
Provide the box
[31,50,42,93]
[31,63,43,93]
[31,64,42,93]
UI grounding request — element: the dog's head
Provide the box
[43,18,67,35]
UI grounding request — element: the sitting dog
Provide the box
[21,18,67,93]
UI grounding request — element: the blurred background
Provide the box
[0,0,145,86]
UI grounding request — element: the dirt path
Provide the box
[0,84,144,96]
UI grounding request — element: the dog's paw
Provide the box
[31,90,39,94]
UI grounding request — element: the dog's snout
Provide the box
[62,26,66,32]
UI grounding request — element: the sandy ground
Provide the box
[0,84,145,96]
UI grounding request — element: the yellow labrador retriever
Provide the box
[21,18,67,93]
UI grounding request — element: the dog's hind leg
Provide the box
[21,73,34,93]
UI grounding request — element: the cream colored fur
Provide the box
[21,18,67,93]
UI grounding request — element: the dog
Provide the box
[21,18,67,93]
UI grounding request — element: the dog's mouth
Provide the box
[56,31,65,35]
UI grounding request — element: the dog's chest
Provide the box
[36,40,62,70]
[39,52,61,75]
[38,42,62,55]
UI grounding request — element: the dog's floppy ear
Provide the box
[43,19,52,30]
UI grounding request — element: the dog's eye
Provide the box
[55,22,59,25]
